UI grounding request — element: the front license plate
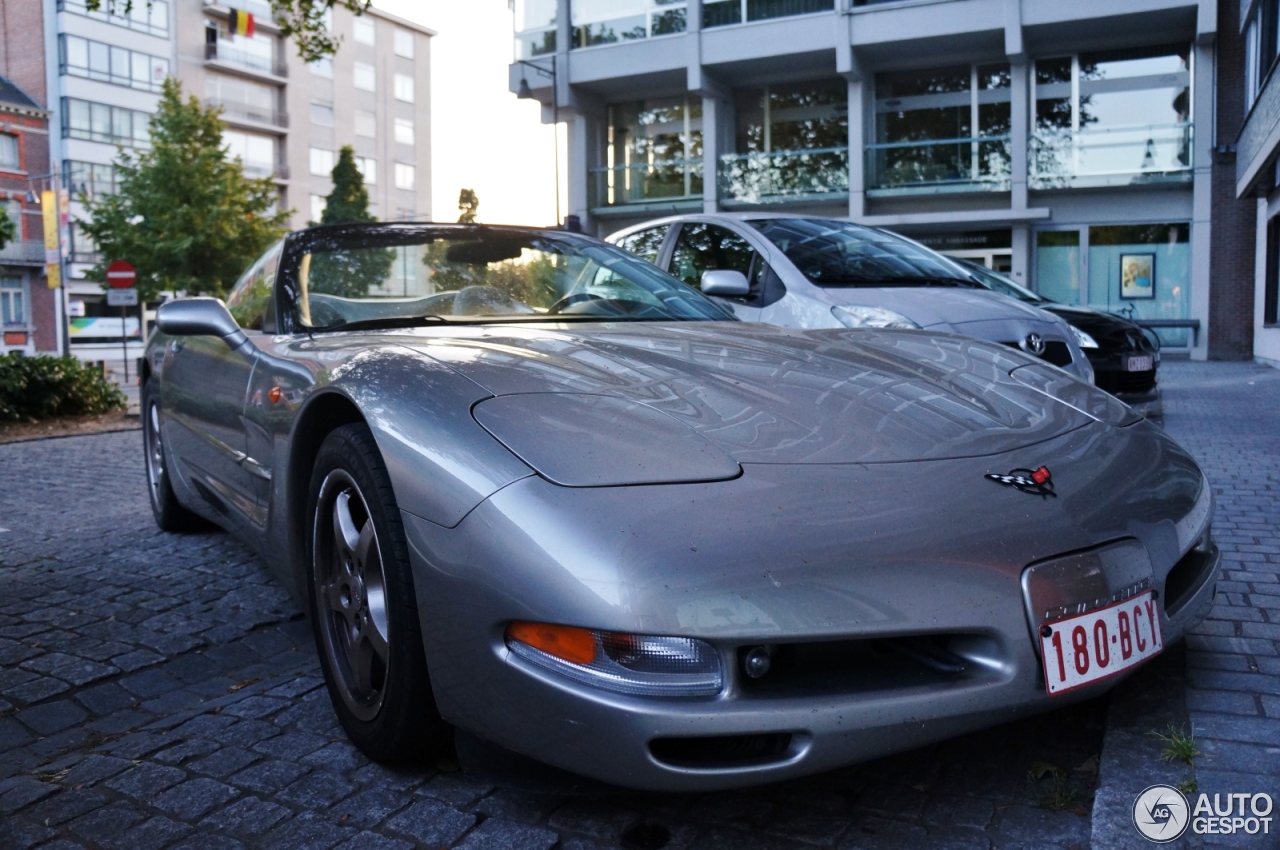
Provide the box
[1126,355,1154,372]
[1040,590,1162,696]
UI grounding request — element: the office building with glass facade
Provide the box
[511,0,1218,356]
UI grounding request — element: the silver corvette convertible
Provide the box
[143,223,1220,791]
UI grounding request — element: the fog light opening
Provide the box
[742,645,773,679]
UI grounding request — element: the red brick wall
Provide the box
[0,0,45,105]
[1211,0,1259,360]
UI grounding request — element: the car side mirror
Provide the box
[157,297,248,348]
[700,269,750,297]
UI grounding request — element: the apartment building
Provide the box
[511,0,1219,357]
[1229,0,1280,366]
[173,0,434,231]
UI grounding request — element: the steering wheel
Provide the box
[546,292,604,314]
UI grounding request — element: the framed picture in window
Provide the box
[1120,253,1156,299]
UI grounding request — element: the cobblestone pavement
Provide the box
[1156,361,1280,847]
[6,414,1164,850]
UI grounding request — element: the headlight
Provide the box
[506,621,723,697]
[1069,325,1099,349]
[831,305,921,329]
[1010,364,1142,426]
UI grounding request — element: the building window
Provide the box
[310,102,334,126]
[63,160,120,196]
[394,118,414,145]
[703,0,833,29]
[1267,215,1280,326]
[310,147,335,176]
[310,194,326,222]
[514,0,556,58]
[571,0,687,48]
[394,73,414,103]
[1,199,20,241]
[394,162,415,190]
[1,277,26,328]
[223,130,277,178]
[208,22,279,76]
[394,28,414,58]
[599,96,702,207]
[62,98,151,148]
[309,57,333,78]
[355,110,376,138]
[205,75,280,126]
[58,0,169,38]
[60,34,169,92]
[1031,45,1192,188]
[356,156,377,184]
[0,133,18,169]
[354,62,376,91]
[723,80,848,204]
[353,15,375,45]
[870,64,1011,193]
[1244,1,1280,109]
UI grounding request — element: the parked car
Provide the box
[607,214,1094,384]
[955,259,1162,418]
[143,222,1218,791]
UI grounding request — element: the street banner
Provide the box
[41,190,60,289]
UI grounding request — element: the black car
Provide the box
[957,260,1162,418]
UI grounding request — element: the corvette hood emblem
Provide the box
[986,466,1056,498]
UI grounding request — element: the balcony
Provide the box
[207,98,288,130]
[0,240,46,266]
[1030,123,1193,189]
[866,135,1012,196]
[589,159,703,212]
[218,0,273,20]
[718,147,848,206]
[240,161,289,181]
[205,42,286,79]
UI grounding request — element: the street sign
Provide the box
[106,260,137,289]
[106,288,139,307]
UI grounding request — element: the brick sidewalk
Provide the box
[1155,360,1280,847]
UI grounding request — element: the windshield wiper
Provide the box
[314,315,452,333]
[876,275,983,288]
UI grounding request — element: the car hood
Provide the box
[394,322,1096,468]
[823,286,1062,333]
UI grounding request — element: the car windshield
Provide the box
[295,226,735,329]
[749,218,980,288]
[958,260,1046,304]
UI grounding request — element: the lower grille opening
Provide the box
[1164,537,1218,617]
[1041,341,1073,367]
[1096,369,1157,395]
[735,633,999,697]
[649,733,793,769]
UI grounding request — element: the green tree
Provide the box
[87,0,373,62]
[78,79,289,302]
[308,146,393,298]
[457,189,479,224]
[0,204,15,251]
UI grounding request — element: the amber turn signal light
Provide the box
[506,621,597,665]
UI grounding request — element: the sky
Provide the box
[372,1,563,227]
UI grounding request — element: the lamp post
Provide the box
[515,56,560,227]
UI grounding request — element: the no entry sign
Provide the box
[106,260,136,289]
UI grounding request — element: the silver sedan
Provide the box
[142,222,1218,791]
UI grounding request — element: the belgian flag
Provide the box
[228,9,256,38]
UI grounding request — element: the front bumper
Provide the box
[402,423,1216,791]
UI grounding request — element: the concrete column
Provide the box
[848,78,866,219]
[1011,224,1030,288]
[1189,41,1214,360]
[1009,61,1029,211]
[556,0,572,56]
[702,96,721,213]
[567,112,593,232]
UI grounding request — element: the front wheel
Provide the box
[142,378,207,532]
[307,423,447,762]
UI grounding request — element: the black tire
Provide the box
[306,422,447,763]
[142,377,208,532]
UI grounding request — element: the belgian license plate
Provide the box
[1040,590,1162,696]
[1126,355,1154,372]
